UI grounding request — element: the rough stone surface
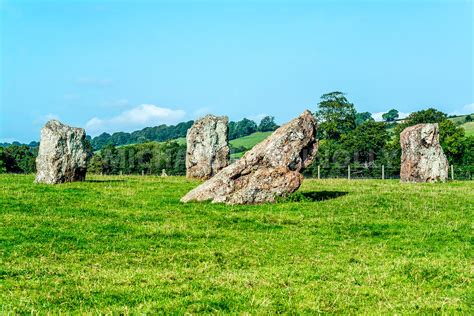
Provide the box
[35,120,88,184]
[181,110,317,204]
[400,123,449,182]
[186,115,229,179]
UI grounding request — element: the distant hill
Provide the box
[229,132,272,159]
[90,121,194,150]
[90,116,276,151]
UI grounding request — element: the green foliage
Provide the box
[0,145,36,173]
[305,121,396,178]
[90,121,194,150]
[439,120,466,164]
[0,175,472,313]
[257,116,279,132]
[465,115,472,122]
[316,91,356,140]
[460,136,474,166]
[390,109,471,166]
[89,141,186,175]
[342,121,389,163]
[382,109,399,122]
[402,108,447,126]
[0,148,6,173]
[355,112,374,126]
[228,118,258,140]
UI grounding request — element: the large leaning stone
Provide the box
[186,115,229,179]
[400,123,448,182]
[35,120,88,184]
[181,110,317,204]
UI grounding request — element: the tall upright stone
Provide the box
[181,110,317,204]
[400,123,449,182]
[186,115,229,179]
[35,120,89,184]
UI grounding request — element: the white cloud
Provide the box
[85,104,186,135]
[372,111,410,122]
[450,103,474,116]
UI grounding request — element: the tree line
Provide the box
[0,93,472,178]
[303,91,473,178]
[89,116,279,150]
[0,115,279,174]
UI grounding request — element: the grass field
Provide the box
[230,132,272,149]
[229,132,272,159]
[460,122,474,137]
[0,175,472,313]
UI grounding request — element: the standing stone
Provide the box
[35,120,88,184]
[186,115,229,179]
[400,123,449,182]
[181,110,317,204]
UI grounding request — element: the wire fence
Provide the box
[303,165,473,180]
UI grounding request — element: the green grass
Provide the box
[0,175,472,313]
[230,132,272,149]
[230,132,272,159]
[449,114,473,125]
[460,121,474,137]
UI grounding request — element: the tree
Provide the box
[382,109,399,122]
[393,108,448,145]
[465,115,472,122]
[229,118,258,139]
[257,116,279,132]
[2,145,36,173]
[88,154,104,174]
[343,121,389,164]
[315,91,356,140]
[89,121,194,150]
[0,147,6,173]
[101,144,119,174]
[355,112,374,126]
[439,120,466,164]
[402,108,447,126]
[461,136,474,166]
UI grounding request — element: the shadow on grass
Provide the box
[284,191,348,202]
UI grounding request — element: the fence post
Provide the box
[142,170,144,176]
[317,165,320,180]
[382,165,385,180]
[348,165,351,180]
[451,165,454,180]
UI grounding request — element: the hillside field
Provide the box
[1,175,472,313]
[460,121,474,137]
[229,132,272,158]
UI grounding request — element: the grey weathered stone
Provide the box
[186,115,229,179]
[35,120,88,184]
[400,123,449,182]
[181,110,317,204]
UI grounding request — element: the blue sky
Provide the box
[1,0,472,142]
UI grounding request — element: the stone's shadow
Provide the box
[85,179,126,183]
[287,191,348,202]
